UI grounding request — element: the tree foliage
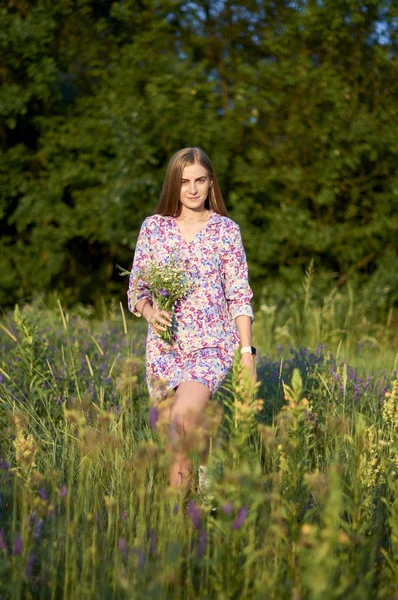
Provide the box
[1,0,397,313]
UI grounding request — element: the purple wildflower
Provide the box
[59,486,68,498]
[13,535,22,556]
[24,553,36,579]
[0,459,9,470]
[27,511,37,531]
[347,366,355,380]
[187,502,201,529]
[34,518,44,542]
[39,488,48,501]
[120,511,128,520]
[158,289,170,297]
[149,406,158,429]
[147,529,157,555]
[173,503,179,514]
[0,530,7,552]
[232,505,248,530]
[197,530,207,559]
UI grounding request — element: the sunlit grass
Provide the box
[0,291,397,598]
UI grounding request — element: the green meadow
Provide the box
[2,1,397,597]
[0,282,396,599]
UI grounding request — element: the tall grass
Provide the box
[0,287,397,599]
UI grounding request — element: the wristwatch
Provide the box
[240,346,257,356]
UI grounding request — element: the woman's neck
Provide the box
[178,208,210,221]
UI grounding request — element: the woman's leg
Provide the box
[168,381,211,489]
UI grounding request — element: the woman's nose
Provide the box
[189,181,197,194]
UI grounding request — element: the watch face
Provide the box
[251,346,257,356]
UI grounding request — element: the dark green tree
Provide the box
[1,0,397,313]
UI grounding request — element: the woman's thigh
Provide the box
[171,381,211,425]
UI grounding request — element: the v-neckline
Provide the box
[172,211,214,246]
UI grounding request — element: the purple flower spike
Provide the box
[197,530,208,559]
[158,288,170,297]
[13,535,22,556]
[187,501,201,529]
[39,488,48,501]
[34,518,44,541]
[0,530,7,553]
[138,549,146,569]
[24,553,36,579]
[149,406,158,429]
[147,529,157,555]
[232,505,248,530]
[59,485,68,498]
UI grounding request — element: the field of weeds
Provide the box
[0,293,397,599]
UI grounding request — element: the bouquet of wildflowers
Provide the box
[119,255,193,343]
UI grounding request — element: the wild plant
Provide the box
[0,298,397,598]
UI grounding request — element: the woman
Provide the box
[127,147,255,490]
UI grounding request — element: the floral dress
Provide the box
[127,210,254,403]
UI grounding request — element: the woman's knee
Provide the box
[169,382,210,441]
[170,407,197,437]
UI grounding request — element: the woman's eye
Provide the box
[181,178,207,184]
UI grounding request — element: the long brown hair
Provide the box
[155,147,228,217]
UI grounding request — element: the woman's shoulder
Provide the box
[140,214,170,232]
[211,213,241,233]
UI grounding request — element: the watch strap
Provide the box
[240,346,257,356]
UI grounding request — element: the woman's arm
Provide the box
[135,298,154,321]
[135,295,172,335]
[235,314,252,347]
[128,219,172,335]
[235,315,256,382]
[220,222,254,322]
[219,221,256,382]
[127,219,153,316]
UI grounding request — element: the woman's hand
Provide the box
[146,307,173,337]
[240,352,257,384]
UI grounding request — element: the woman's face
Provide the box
[179,163,213,212]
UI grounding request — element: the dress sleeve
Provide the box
[221,222,254,322]
[127,219,153,317]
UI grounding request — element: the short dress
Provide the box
[127,210,254,404]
